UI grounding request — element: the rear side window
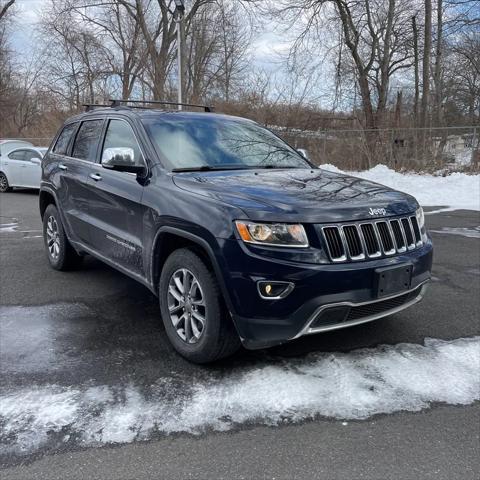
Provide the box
[53,123,77,155]
[8,150,27,160]
[72,119,104,162]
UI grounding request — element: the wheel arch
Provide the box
[39,188,57,219]
[151,227,235,314]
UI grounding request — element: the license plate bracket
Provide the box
[375,264,412,298]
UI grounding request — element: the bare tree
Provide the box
[0,0,15,22]
[412,14,420,124]
[420,0,432,129]
[66,1,147,99]
[433,0,444,127]
[116,0,214,100]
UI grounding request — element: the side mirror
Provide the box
[30,157,41,165]
[101,147,145,174]
[297,148,310,160]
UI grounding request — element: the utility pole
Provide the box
[174,0,186,110]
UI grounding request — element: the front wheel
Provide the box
[159,248,240,363]
[43,204,83,270]
[0,172,11,192]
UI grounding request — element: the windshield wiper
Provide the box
[171,164,308,173]
[171,165,251,172]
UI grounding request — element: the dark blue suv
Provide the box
[40,101,433,363]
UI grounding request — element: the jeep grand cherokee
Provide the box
[39,100,433,363]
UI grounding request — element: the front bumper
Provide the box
[218,236,433,349]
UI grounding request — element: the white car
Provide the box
[0,143,48,192]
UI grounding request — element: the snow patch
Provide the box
[320,164,480,211]
[430,226,480,239]
[1,336,479,454]
[0,222,18,232]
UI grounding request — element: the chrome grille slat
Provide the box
[376,221,396,255]
[321,215,424,263]
[360,223,381,257]
[401,218,416,249]
[410,216,422,245]
[342,225,365,260]
[390,219,407,252]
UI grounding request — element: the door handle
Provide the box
[59,164,68,171]
[89,173,102,181]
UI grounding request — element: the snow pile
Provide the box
[320,164,480,211]
[1,336,479,454]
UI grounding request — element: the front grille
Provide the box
[321,215,423,262]
[309,286,422,329]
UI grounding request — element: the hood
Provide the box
[172,168,418,223]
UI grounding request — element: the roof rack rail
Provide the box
[109,99,214,112]
[83,103,114,112]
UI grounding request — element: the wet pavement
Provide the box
[0,192,479,479]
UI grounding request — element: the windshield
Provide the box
[142,115,310,171]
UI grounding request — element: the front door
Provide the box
[87,118,147,276]
[21,149,42,188]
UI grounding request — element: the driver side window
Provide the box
[101,120,144,167]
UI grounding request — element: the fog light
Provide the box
[257,281,294,299]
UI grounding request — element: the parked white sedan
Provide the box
[0,146,47,192]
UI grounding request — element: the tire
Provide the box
[159,248,241,363]
[0,172,11,192]
[43,204,83,271]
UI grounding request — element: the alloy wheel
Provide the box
[0,174,8,192]
[46,215,61,260]
[167,268,206,344]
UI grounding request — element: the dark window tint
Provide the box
[72,119,104,162]
[8,150,27,161]
[53,123,78,155]
[101,120,144,166]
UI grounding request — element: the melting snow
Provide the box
[430,226,480,239]
[320,164,480,211]
[1,336,479,454]
[0,222,18,232]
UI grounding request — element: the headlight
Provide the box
[235,221,309,247]
[416,207,425,229]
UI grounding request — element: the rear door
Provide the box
[87,118,147,276]
[52,119,104,245]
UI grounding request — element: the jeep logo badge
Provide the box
[368,207,387,216]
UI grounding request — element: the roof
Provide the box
[64,106,254,125]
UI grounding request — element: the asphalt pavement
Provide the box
[0,190,479,480]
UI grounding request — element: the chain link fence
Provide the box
[5,126,480,173]
[272,125,480,172]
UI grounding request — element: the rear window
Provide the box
[53,123,78,155]
[72,120,104,162]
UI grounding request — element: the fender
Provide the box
[150,226,236,315]
[39,185,77,248]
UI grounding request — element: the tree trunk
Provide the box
[421,0,432,129]
[433,0,443,127]
[412,15,420,125]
